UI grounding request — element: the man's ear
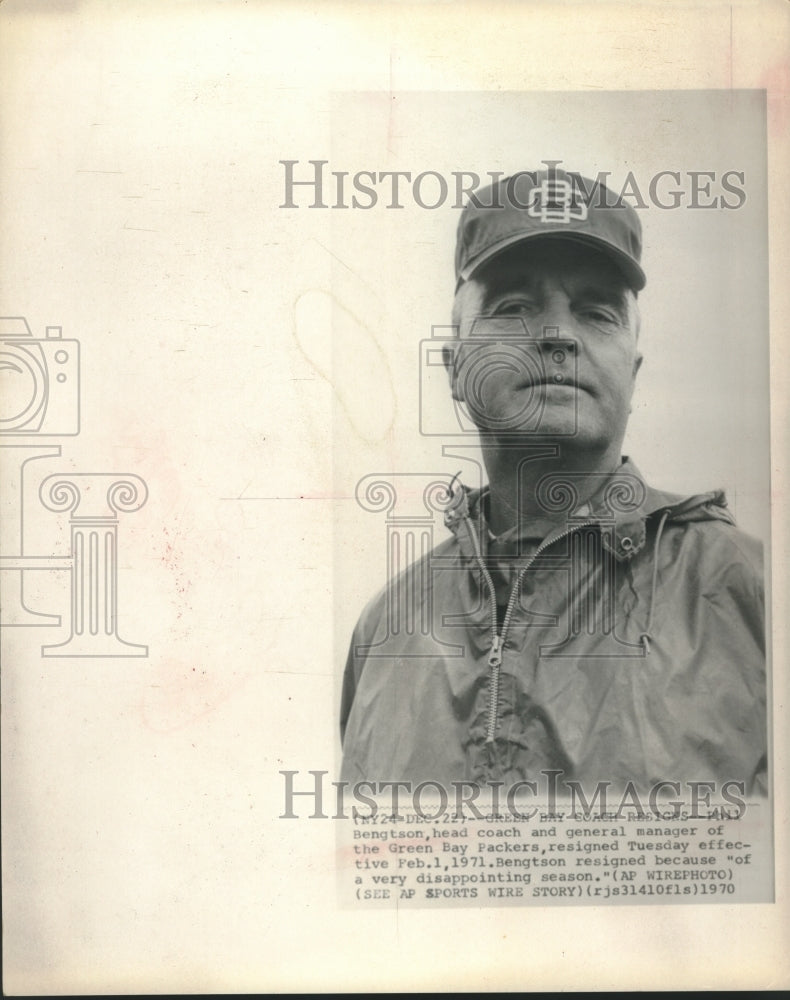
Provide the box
[443,341,465,401]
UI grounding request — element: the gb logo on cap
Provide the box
[526,177,589,224]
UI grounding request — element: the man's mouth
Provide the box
[519,376,585,391]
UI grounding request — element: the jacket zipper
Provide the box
[463,516,596,744]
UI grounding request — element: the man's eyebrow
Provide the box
[479,272,541,306]
[479,277,630,314]
[572,284,630,312]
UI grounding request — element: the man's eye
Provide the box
[580,307,619,324]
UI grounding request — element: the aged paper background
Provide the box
[1,0,788,993]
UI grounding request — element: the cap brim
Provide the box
[458,230,646,292]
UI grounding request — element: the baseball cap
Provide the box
[455,168,646,291]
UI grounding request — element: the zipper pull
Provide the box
[488,634,502,668]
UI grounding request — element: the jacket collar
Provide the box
[445,457,734,562]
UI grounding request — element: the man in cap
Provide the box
[340,168,766,797]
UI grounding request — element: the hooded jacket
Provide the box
[340,460,766,794]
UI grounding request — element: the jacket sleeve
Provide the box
[708,527,767,795]
[339,627,360,745]
[339,601,378,745]
[339,579,393,744]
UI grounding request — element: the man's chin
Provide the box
[471,409,580,439]
[467,391,585,437]
[474,422,580,440]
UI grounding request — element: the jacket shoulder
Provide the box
[669,516,764,588]
[638,472,763,578]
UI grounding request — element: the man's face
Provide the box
[447,240,643,452]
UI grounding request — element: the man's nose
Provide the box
[531,320,578,358]
[529,300,580,351]
[532,294,576,339]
